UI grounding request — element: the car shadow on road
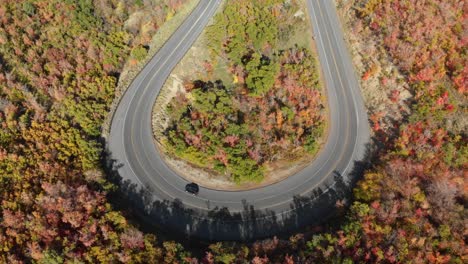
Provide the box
[103,143,372,243]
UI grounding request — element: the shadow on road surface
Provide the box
[103,143,372,243]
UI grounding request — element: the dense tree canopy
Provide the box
[0,0,193,262]
[309,0,466,262]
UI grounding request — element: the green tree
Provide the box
[245,53,279,96]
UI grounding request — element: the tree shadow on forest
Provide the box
[103,143,372,243]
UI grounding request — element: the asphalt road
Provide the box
[108,0,370,241]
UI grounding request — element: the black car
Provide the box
[185,182,199,195]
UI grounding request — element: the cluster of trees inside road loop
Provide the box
[164,0,325,183]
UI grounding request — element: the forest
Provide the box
[0,0,466,263]
[196,0,466,262]
[0,0,197,262]
[163,0,325,183]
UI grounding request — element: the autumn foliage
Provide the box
[0,0,466,262]
[297,0,467,262]
[0,0,193,262]
[164,0,325,183]
[185,0,467,262]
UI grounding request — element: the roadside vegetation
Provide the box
[162,0,326,184]
[0,0,196,262]
[306,0,466,262]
